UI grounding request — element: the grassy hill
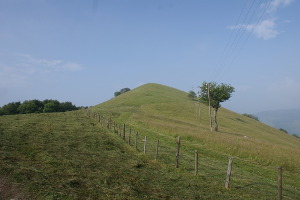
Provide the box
[1,83,300,199]
[92,83,300,169]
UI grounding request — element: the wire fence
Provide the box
[85,109,300,199]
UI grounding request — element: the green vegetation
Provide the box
[279,128,288,133]
[187,90,197,99]
[114,88,131,97]
[1,83,300,199]
[198,81,235,131]
[0,99,79,115]
[243,113,260,121]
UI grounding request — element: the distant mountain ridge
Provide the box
[256,108,300,136]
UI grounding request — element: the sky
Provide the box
[0,0,299,114]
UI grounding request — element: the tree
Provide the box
[188,90,197,99]
[60,101,78,111]
[43,100,61,113]
[114,88,131,97]
[0,102,21,115]
[18,99,43,114]
[279,128,288,134]
[199,81,235,131]
[243,113,259,121]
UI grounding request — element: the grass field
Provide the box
[1,83,300,199]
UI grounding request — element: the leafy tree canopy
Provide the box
[188,90,197,99]
[43,100,61,113]
[0,99,79,115]
[243,113,259,121]
[279,128,288,134]
[198,81,235,109]
[0,102,21,115]
[198,81,235,131]
[114,88,131,97]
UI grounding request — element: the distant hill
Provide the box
[256,108,300,136]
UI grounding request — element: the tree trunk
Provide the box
[214,107,218,132]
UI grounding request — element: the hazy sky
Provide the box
[0,0,299,114]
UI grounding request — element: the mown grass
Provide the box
[1,110,274,199]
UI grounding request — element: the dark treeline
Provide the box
[0,99,81,115]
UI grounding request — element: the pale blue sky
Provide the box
[0,0,299,113]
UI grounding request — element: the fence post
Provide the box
[143,136,147,154]
[155,140,159,160]
[108,117,111,129]
[128,129,131,145]
[106,120,109,129]
[113,122,116,133]
[225,157,233,189]
[278,166,283,200]
[135,132,138,150]
[175,136,181,168]
[122,124,126,140]
[195,150,198,176]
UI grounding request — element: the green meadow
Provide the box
[1,83,300,199]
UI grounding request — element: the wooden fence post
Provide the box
[143,136,147,154]
[122,124,126,140]
[135,132,138,150]
[108,117,111,129]
[155,140,159,160]
[106,120,109,129]
[195,150,198,176]
[278,166,283,200]
[113,122,116,133]
[175,136,181,168]
[128,129,131,145]
[225,157,233,189]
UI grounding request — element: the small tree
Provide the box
[243,113,259,121]
[199,81,234,131]
[18,99,43,114]
[60,101,78,111]
[43,100,61,113]
[0,102,21,115]
[188,90,197,99]
[279,128,288,134]
[114,88,131,97]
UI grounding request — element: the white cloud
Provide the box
[62,62,83,71]
[0,53,83,88]
[229,0,294,40]
[267,0,294,13]
[245,19,279,40]
[16,53,83,72]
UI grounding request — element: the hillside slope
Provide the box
[92,83,300,171]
